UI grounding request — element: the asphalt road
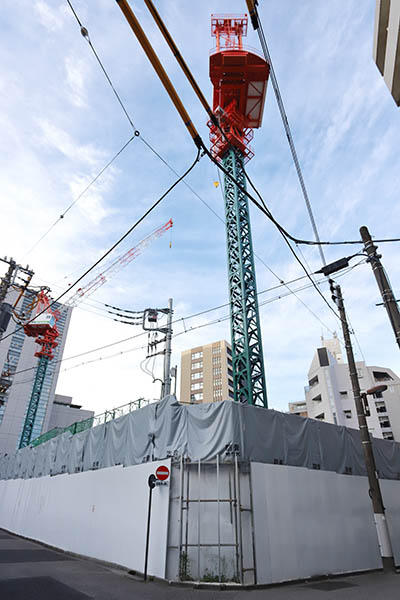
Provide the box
[0,528,399,599]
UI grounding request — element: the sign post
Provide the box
[144,474,157,581]
[143,466,170,581]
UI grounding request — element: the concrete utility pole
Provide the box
[161,298,173,398]
[331,280,394,571]
[360,226,400,351]
[0,258,17,341]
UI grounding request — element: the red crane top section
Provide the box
[208,14,270,162]
[24,290,59,359]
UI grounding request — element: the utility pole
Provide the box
[161,298,173,398]
[360,226,400,351]
[330,280,394,571]
[0,258,17,341]
[0,258,16,304]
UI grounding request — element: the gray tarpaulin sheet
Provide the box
[1,396,399,480]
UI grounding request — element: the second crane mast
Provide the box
[208,15,269,407]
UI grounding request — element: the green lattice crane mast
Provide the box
[208,15,270,407]
[19,291,59,448]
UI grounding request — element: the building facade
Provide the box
[47,394,94,431]
[288,401,308,418]
[0,288,73,454]
[373,0,400,106]
[180,340,234,404]
[304,337,400,441]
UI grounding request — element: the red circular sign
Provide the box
[155,465,170,481]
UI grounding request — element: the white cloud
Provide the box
[65,54,89,108]
[34,1,65,32]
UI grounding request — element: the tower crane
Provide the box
[115,2,269,406]
[208,14,269,406]
[18,219,172,447]
[19,290,59,448]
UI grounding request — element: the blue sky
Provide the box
[0,0,399,415]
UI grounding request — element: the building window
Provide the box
[343,410,352,419]
[213,367,222,376]
[339,391,348,396]
[212,346,221,355]
[228,377,233,388]
[229,390,234,399]
[213,389,223,399]
[311,394,322,403]
[192,351,203,360]
[379,416,391,428]
[227,358,232,367]
[383,432,394,440]
[373,391,384,399]
[192,361,203,370]
[190,393,203,402]
[191,382,203,391]
[213,378,222,387]
[227,346,232,356]
[375,401,387,413]
[315,412,325,420]
[373,371,393,382]
[191,372,202,380]
[308,375,319,388]
[212,357,221,365]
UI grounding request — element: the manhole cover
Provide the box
[0,577,91,599]
[305,581,357,591]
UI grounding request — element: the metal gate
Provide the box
[166,455,256,584]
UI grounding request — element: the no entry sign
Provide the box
[155,465,170,481]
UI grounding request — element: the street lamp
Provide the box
[361,385,388,417]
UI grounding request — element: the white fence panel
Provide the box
[251,463,382,584]
[0,460,170,579]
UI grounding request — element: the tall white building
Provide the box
[304,336,400,441]
[0,287,73,454]
[373,0,400,106]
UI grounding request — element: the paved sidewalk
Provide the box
[0,529,399,599]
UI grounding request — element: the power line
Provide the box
[23,135,137,258]
[246,1,326,266]
[64,2,368,330]
[0,149,201,344]
[9,262,362,382]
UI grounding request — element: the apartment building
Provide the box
[304,337,400,441]
[180,340,234,404]
[288,401,308,418]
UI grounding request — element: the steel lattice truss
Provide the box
[19,356,49,448]
[223,148,267,407]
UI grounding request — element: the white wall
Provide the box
[381,479,400,566]
[251,463,383,584]
[0,460,171,579]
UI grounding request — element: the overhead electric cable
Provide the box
[67,0,138,133]
[23,135,136,257]
[130,0,340,322]
[0,149,201,344]
[9,262,363,382]
[245,0,326,265]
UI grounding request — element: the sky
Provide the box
[0,0,399,417]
